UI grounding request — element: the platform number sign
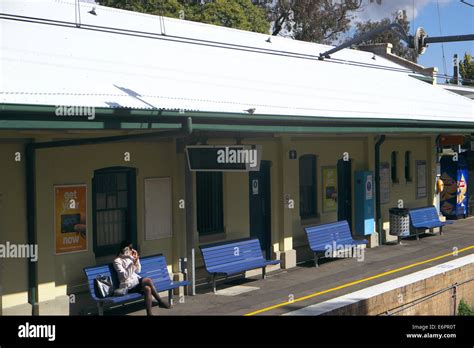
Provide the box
[366,175,373,200]
[252,179,259,195]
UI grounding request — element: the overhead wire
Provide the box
[0,10,471,84]
[436,0,448,82]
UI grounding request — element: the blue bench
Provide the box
[304,220,368,267]
[200,238,281,293]
[409,206,454,240]
[84,253,189,315]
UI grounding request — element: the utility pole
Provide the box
[453,54,460,85]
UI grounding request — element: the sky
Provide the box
[353,0,474,80]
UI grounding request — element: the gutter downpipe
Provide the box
[435,134,443,214]
[375,135,386,246]
[25,144,38,315]
[25,119,192,315]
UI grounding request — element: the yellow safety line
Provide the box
[245,245,474,316]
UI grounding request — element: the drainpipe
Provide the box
[25,144,38,315]
[375,135,386,246]
[435,135,443,214]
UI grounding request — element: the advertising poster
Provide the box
[457,168,468,216]
[322,166,337,212]
[54,185,87,254]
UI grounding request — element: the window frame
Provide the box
[92,167,137,257]
[404,151,413,182]
[391,151,399,184]
[299,154,318,220]
[196,171,224,236]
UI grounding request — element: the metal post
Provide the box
[191,248,195,295]
[25,144,38,315]
[184,150,196,296]
[319,23,410,59]
[425,34,474,44]
[375,135,386,246]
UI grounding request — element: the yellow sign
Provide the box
[54,185,87,254]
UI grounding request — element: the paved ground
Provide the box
[75,217,474,316]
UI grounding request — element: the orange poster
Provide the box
[54,185,87,254]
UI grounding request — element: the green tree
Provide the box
[459,52,474,86]
[99,0,269,33]
[353,10,418,63]
[259,0,362,44]
[99,0,184,17]
[458,299,474,316]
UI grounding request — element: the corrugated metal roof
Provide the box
[1,0,473,123]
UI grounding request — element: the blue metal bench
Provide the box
[200,238,281,293]
[409,206,454,240]
[84,253,189,315]
[304,220,368,267]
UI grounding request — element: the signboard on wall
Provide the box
[186,145,262,172]
[380,162,390,204]
[416,160,427,199]
[54,185,87,254]
[322,166,337,212]
[144,178,172,240]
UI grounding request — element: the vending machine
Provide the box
[354,171,375,236]
[440,154,468,219]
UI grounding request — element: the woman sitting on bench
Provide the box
[113,240,171,316]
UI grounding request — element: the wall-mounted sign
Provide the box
[54,184,87,254]
[380,162,390,204]
[416,160,427,199]
[366,175,373,200]
[252,179,259,195]
[322,166,337,213]
[186,145,262,172]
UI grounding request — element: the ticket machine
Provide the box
[354,171,375,236]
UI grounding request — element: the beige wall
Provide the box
[0,142,29,311]
[33,140,179,302]
[0,133,440,313]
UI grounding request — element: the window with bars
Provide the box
[196,172,224,235]
[93,167,136,256]
[405,151,412,182]
[299,155,317,219]
[391,151,399,183]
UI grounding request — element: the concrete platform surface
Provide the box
[75,218,474,316]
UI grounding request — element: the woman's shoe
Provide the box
[158,300,171,309]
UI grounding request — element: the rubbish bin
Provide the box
[389,208,410,237]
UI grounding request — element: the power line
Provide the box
[436,0,448,82]
[0,12,420,74]
[0,11,470,83]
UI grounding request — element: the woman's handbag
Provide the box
[113,287,129,297]
[94,275,114,298]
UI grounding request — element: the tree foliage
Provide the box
[353,10,417,62]
[260,0,362,44]
[99,0,269,33]
[459,52,474,86]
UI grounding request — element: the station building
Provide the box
[0,0,473,315]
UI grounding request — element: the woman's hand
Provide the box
[132,249,139,264]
